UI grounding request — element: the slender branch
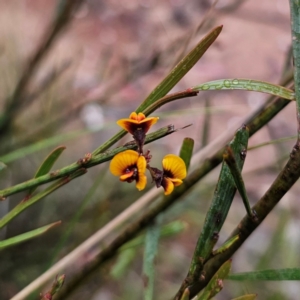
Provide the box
[186,139,300,298]
[0,125,178,198]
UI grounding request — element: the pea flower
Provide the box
[117,112,159,153]
[110,150,147,191]
[150,154,187,195]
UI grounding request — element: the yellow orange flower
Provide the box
[117,112,159,135]
[110,150,147,191]
[117,112,159,153]
[161,154,187,195]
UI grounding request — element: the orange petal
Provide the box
[162,177,174,195]
[120,171,134,181]
[116,119,139,134]
[136,155,147,190]
[110,150,139,176]
[162,154,187,179]
[129,112,138,120]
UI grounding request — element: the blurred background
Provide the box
[0,0,299,299]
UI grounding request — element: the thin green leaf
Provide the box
[231,294,257,300]
[228,268,300,281]
[0,221,61,250]
[188,126,249,283]
[249,135,297,150]
[198,260,231,300]
[27,146,66,196]
[192,79,295,100]
[213,235,239,255]
[34,146,66,178]
[179,138,194,171]
[143,218,161,300]
[223,146,253,218]
[110,248,137,279]
[137,25,223,113]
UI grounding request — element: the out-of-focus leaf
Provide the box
[0,221,61,250]
[192,79,295,100]
[228,268,300,281]
[110,248,137,279]
[179,138,194,171]
[0,162,6,172]
[0,130,87,164]
[120,220,186,251]
[143,220,161,300]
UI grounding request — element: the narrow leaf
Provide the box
[137,25,223,113]
[110,248,137,279]
[179,138,194,171]
[0,221,61,250]
[34,146,66,179]
[26,146,66,196]
[213,235,239,255]
[228,268,300,281]
[192,79,295,100]
[188,126,249,284]
[223,146,253,218]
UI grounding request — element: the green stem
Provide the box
[0,169,86,229]
[0,125,176,198]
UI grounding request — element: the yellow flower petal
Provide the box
[162,178,174,195]
[116,119,139,134]
[136,155,147,191]
[129,112,138,120]
[162,154,187,179]
[110,150,139,176]
[170,178,183,187]
[136,173,147,191]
